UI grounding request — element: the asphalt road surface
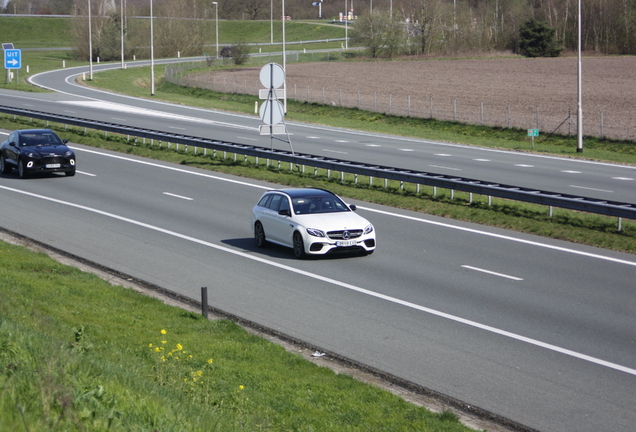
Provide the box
[0,135,634,432]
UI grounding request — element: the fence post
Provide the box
[453,99,457,121]
[480,102,484,125]
[600,112,604,139]
[389,93,392,115]
[408,95,411,117]
[536,106,539,129]
[430,96,433,118]
[507,103,511,128]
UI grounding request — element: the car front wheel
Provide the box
[18,159,29,179]
[254,222,267,248]
[293,232,306,259]
[0,154,11,174]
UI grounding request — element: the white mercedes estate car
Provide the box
[251,188,376,258]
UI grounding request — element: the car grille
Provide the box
[43,157,61,164]
[327,229,363,240]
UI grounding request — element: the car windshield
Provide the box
[20,132,63,147]
[292,195,349,215]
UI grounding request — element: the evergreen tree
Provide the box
[518,18,562,57]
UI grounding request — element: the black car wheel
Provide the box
[17,159,29,179]
[0,154,11,174]
[293,232,306,259]
[254,222,267,248]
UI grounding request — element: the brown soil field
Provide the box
[193,56,636,141]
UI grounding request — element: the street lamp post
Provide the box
[150,0,154,95]
[120,0,124,69]
[282,0,287,112]
[577,0,583,152]
[213,2,218,59]
[88,0,93,80]
[344,0,348,49]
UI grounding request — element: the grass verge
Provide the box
[1,114,634,254]
[0,238,471,431]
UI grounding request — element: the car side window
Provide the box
[279,197,290,214]
[268,194,282,211]
[8,132,17,145]
[257,194,272,208]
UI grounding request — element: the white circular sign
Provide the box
[259,99,285,125]
[259,62,285,89]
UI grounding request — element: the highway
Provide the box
[0,61,635,432]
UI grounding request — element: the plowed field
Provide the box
[200,56,636,141]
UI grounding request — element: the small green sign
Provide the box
[527,129,539,137]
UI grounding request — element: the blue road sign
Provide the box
[4,49,21,69]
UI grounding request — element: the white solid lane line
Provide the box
[461,265,523,281]
[1,182,635,377]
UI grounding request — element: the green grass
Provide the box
[0,240,470,431]
[0,17,74,48]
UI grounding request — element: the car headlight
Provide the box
[27,152,40,159]
[363,224,374,235]
[64,151,74,158]
[306,227,326,237]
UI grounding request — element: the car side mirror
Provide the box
[9,141,16,147]
[278,209,291,217]
[62,139,68,144]
[349,204,357,211]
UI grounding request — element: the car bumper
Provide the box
[305,236,376,255]
[25,159,75,174]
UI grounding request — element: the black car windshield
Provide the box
[292,195,349,215]
[20,132,63,147]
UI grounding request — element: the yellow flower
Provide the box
[161,340,167,344]
[160,329,167,335]
[154,347,160,352]
[196,370,203,377]
[239,385,244,391]
[207,359,213,364]
[148,343,153,347]
[176,343,183,351]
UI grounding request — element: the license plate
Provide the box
[336,240,357,247]
[46,163,61,169]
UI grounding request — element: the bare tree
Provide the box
[154,0,208,57]
[351,10,407,58]
[401,0,447,55]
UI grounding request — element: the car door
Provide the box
[259,193,284,244]
[4,131,19,165]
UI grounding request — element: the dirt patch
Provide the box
[199,56,636,141]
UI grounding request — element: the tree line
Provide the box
[3,0,634,55]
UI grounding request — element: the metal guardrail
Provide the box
[2,104,635,221]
